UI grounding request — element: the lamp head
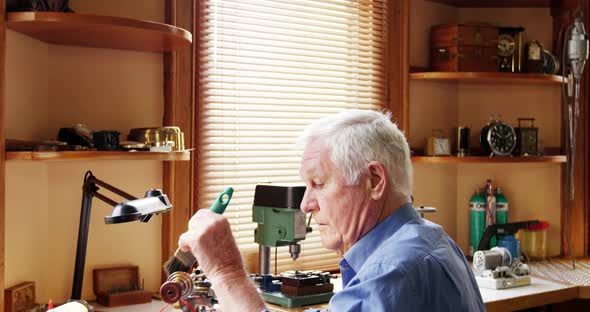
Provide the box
[105,189,172,224]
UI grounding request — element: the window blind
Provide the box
[197,0,387,273]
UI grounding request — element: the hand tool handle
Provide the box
[209,187,233,214]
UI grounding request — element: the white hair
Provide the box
[298,109,413,198]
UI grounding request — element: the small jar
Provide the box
[520,221,549,260]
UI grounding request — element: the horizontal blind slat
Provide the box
[198,0,386,273]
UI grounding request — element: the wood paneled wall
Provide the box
[1,0,6,309]
[162,0,195,281]
[388,0,410,134]
[551,0,589,257]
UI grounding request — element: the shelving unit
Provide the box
[412,155,566,164]
[405,0,573,261]
[410,72,567,84]
[4,11,193,163]
[5,150,191,161]
[424,0,551,7]
[1,5,195,304]
[6,12,192,52]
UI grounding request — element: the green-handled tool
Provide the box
[209,187,233,214]
[162,187,234,276]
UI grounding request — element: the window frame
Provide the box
[161,0,409,282]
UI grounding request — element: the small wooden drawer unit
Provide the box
[93,266,152,307]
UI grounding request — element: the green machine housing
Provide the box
[253,184,308,258]
[252,185,333,307]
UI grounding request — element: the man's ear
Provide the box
[367,161,387,200]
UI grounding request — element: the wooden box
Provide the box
[431,24,498,72]
[93,266,152,307]
[4,281,35,312]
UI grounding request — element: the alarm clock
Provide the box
[480,115,516,156]
[498,27,525,72]
[514,118,539,156]
[525,40,543,73]
[427,130,451,156]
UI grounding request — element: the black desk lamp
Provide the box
[71,170,173,300]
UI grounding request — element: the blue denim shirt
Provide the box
[316,203,485,312]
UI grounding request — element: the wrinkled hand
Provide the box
[178,209,245,283]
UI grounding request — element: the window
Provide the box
[197,0,388,273]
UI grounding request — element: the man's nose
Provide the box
[300,190,318,213]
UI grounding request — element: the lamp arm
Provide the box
[89,175,138,202]
[71,171,138,299]
[71,185,94,300]
[93,192,121,207]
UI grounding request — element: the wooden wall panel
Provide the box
[552,0,589,257]
[426,0,551,7]
[162,0,195,281]
[1,0,6,308]
[388,0,410,134]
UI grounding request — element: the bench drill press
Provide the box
[251,185,335,308]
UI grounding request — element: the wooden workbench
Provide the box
[481,277,580,312]
[94,260,590,312]
[93,282,587,312]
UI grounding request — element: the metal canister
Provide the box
[469,189,486,256]
[496,187,509,225]
[457,126,471,156]
[484,179,499,247]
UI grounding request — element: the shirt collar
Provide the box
[341,203,419,275]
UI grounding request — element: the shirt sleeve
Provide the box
[328,262,418,312]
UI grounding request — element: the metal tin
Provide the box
[457,126,470,156]
[128,127,185,151]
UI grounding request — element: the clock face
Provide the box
[528,42,542,60]
[487,123,516,156]
[498,34,516,57]
[434,138,450,155]
[521,130,538,155]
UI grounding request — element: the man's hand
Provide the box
[178,209,266,312]
[178,209,244,283]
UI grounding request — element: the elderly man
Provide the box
[179,109,485,311]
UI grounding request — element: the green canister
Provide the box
[469,189,486,256]
[496,187,509,225]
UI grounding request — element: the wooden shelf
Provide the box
[412,155,566,164]
[5,151,191,161]
[425,0,551,7]
[410,72,566,84]
[6,12,192,52]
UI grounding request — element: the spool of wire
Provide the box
[160,271,194,304]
